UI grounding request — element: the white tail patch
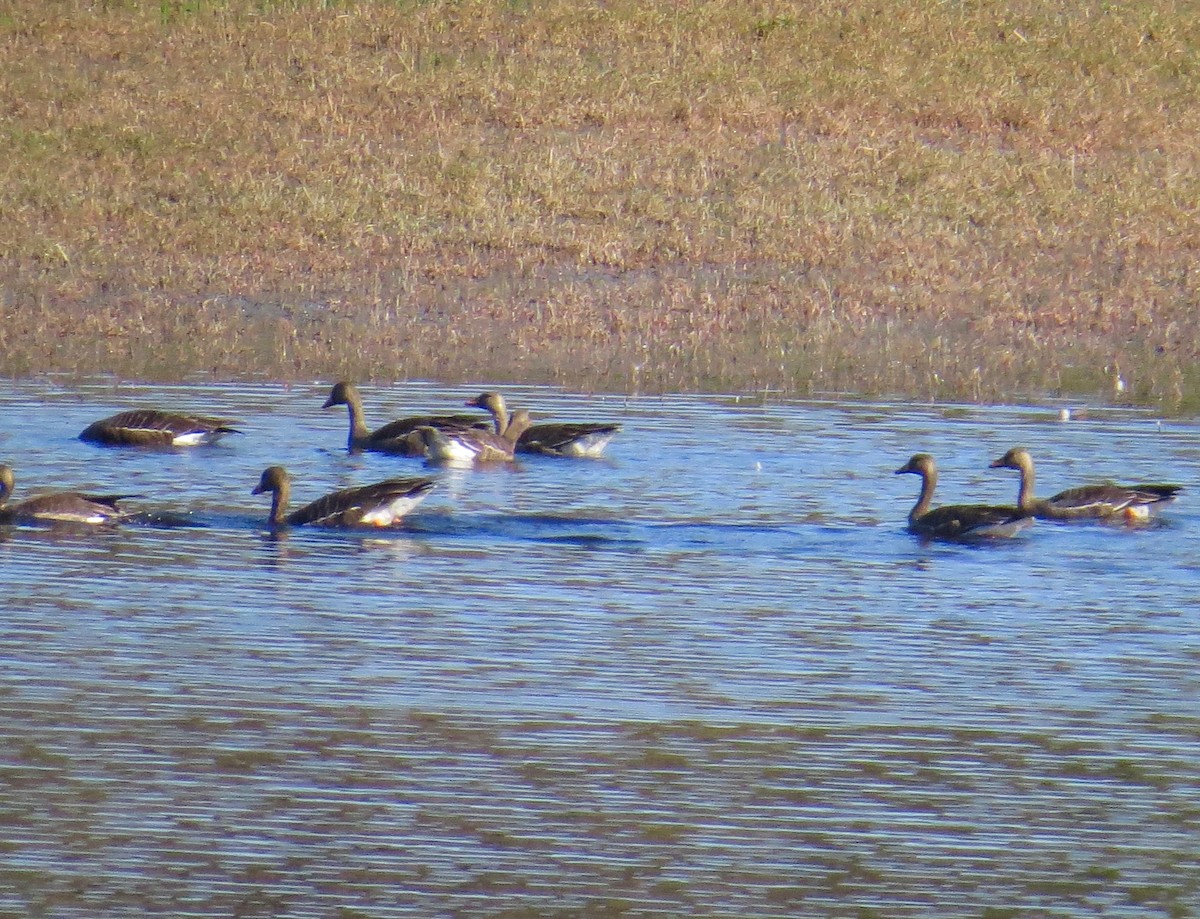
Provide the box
[428,437,480,464]
[172,431,226,446]
[560,432,617,457]
[359,493,431,526]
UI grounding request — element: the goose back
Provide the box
[0,464,132,524]
[80,410,240,447]
[517,422,621,457]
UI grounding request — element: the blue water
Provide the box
[1,379,1198,916]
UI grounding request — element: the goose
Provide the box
[467,391,621,457]
[420,409,534,465]
[0,463,133,524]
[322,381,487,457]
[989,447,1181,522]
[894,453,1033,540]
[80,409,241,446]
[252,466,436,528]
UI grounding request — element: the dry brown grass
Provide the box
[1,0,1198,409]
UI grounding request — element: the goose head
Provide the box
[466,391,507,414]
[253,465,290,497]
[894,453,936,478]
[322,381,360,410]
[989,446,1033,473]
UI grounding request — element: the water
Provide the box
[1,380,1198,917]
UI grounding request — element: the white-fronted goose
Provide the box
[79,409,240,447]
[0,463,133,525]
[322,381,487,457]
[989,447,1181,522]
[895,453,1033,540]
[252,466,436,529]
[420,409,534,465]
[467,391,621,457]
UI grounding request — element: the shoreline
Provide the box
[3,259,1190,414]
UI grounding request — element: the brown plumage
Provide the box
[0,463,133,525]
[895,453,1033,540]
[322,381,487,457]
[989,447,1181,522]
[79,409,240,447]
[420,409,534,465]
[467,391,621,457]
[252,466,436,529]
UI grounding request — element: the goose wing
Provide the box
[80,410,240,446]
[517,422,621,457]
[8,491,135,524]
[911,504,1032,540]
[287,477,436,527]
[1130,483,1183,502]
[1046,482,1182,518]
[367,415,489,455]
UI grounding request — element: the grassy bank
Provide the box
[1,0,1197,409]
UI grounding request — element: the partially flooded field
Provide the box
[1,380,1198,916]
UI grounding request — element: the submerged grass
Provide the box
[1,0,1198,408]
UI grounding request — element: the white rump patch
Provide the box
[429,438,479,464]
[561,432,617,457]
[172,431,224,446]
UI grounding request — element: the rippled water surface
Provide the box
[2,380,1198,917]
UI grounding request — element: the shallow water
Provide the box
[1,379,1198,917]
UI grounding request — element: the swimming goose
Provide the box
[989,447,1181,521]
[323,381,487,457]
[252,466,436,528]
[421,409,534,465]
[80,409,241,446]
[0,463,133,524]
[467,391,621,457]
[895,453,1033,540]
